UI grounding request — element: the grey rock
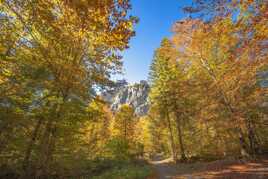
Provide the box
[101,80,150,116]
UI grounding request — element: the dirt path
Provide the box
[150,157,268,179]
[150,158,179,179]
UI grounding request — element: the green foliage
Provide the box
[112,104,136,141]
[107,105,143,161]
[106,137,131,161]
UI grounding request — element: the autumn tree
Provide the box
[149,38,194,161]
[171,0,268,156]
[0,0,137,177]
[108,104,138,160]
[112,104,136,142]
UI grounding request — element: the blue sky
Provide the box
[116,0,192,83]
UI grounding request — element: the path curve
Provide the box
[150,157,268,179]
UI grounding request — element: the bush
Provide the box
[106,137,131,161]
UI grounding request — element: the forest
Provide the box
[0,0,267,178]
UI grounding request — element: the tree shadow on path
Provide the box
[150,156,268,179]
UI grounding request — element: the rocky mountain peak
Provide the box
[101,80,150,116]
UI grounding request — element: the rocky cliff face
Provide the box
[101,80,150,116]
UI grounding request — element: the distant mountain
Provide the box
[101,80,150,116]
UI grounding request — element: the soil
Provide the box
[150,156,268,179]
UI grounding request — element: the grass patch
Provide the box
[91,160,152,179]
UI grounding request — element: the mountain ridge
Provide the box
[101,80,150,116]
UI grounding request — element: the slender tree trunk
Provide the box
[23,117,43,176]
[39,101,62,177]
[42,121,57,177]
[218,88,249,156]
[175,115,186,161]
[238,128,249,157]
[199,57,250,156]
[217,85,249,156]
[246,119,259,156]
[38,118,53,178]
[166,112,177,163]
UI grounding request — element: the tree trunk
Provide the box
[166,112,177,163]
[246,119,260,156]
[38,118,54,178]
[218,88,250,156]
[175,115,186,161]
[199,57,250,156]
[42,122,57,177]
[23,117,43,176]
[238,128,249,157]
[39,103,62,177]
